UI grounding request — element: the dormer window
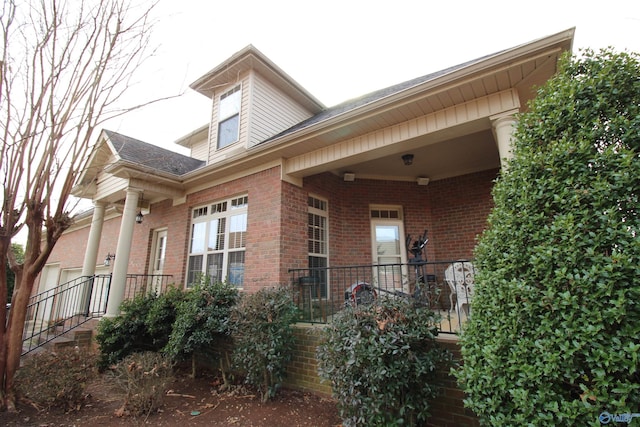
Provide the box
[217,85,241,149]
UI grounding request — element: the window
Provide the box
[217,85,241,149]
[308,196,328,297]
[187,195,248,287]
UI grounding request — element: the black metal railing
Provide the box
[124,274,174,300]
[22,273,175,355]
[22,274,112,355]
[288,260,475,334]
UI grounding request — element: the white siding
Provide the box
[248,73,313,148]
[95,172,128,201]
[189,134,209,161]
[205,70,316,164]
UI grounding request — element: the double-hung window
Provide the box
[308,196,328,297]
[217,85,241,149]
[187,196,248,287]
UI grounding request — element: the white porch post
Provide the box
[491,112,518,169]
[105,188,141,317]
[81,201,106,276]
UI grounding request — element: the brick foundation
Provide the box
[285,325,479,426]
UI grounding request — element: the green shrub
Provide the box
[230,286,299,402]
[110,351,174,417]
[96,288,185,370]
[457,49,640,426]
[317,297,449,426]
[164,279,238,378]
[145,286,187,346]
[16,347,97,411]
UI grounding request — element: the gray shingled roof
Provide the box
[104,49,501,176]
[260,52,497,144]
[105,130,205,176]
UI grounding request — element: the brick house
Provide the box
[30,29,575,424]
[38,29,574,327]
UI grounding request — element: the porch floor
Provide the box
[302,309,468,335]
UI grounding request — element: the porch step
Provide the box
[48,336,76,351]
[42,327,95,352]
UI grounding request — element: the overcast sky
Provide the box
[108,0,640,155]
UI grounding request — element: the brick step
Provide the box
[42,327,95,352]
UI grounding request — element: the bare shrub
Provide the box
[110,351,174,418]
[15,347,97,412]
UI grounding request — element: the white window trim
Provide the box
[308,195,329,298]
[187,195,248,288]
[217,85,242,149]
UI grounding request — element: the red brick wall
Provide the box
[427,339,480,427]
[280,180,308,276]
[285,326,480,426]
[429,169,498,261]
[46,167,497,293]
[303,169,496,267]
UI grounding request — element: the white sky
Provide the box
[109,0,640,155]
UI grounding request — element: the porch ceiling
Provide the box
[330,128,500,182]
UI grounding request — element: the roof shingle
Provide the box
[105,130,205,176]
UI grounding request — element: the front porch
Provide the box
[289,260,475,334]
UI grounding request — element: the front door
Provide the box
[370,206,408,294]
[150,229,167,293]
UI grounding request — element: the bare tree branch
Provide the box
[0,0,159,410]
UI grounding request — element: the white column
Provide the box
[81,201,107,276]
[491,112,518,169]
[105,188,141,317]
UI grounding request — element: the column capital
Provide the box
[490,109,519,124]
[125,187,145,196]
[490,110,519,170]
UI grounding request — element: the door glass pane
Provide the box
[155,235,166,271]
[374,224,403,292]
[375,225,401,261]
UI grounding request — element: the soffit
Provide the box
[273,49,561,161]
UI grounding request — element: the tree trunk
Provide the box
[0,241,9,411]
[2,246,39,411]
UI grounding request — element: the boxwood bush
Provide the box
[457,49,640,426]
[317,297,449,426]
[163,279,238,378]
[96,287,185,370]
[230,286,299,402]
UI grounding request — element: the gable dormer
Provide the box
[189,45,325,165]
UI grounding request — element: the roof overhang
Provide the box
[181,28,574,187]
[190,44,325,114]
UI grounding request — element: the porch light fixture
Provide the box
[402,154,414,166]
[104,253,115,267]
[417,177,430,186]
[343,172,355,182]
[135,211,144,224]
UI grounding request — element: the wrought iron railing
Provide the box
[22,273,175,355]
[288,260,475,334]
[124,274,174,300]
[22,275,112,355]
